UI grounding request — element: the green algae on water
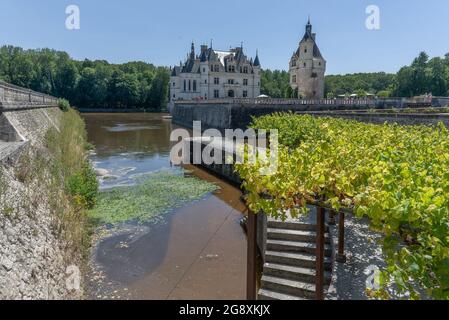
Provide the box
[88,171,219,225]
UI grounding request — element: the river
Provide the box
[81,113,247,300]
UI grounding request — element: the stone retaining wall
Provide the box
[172,101,449,131]
[0,82,79,300]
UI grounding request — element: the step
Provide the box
[266,239,333,256]
[263,263,332,284]
[258,288,304,301]
[267,228,331,243]
[261,275,316,299]
[265,251,332,270]
[267,220,317,231]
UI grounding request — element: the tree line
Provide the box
[261,51,449,98]
[0,45,170,110]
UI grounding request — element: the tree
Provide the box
[428,57,448,96]
[355,89,367,98]
[77,67,108,108]
[377,90,391,98]
[147,68,170,110]
[394,66,415,97]
[107,70,140,108]
[285,86,293,98]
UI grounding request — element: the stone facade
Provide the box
[169,43,261,103]
[289,19,326,99]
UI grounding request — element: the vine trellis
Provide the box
[236,113,449,300]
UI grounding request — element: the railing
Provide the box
[0,81,58,107]
[174,97,375,106]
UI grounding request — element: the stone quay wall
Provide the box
[0,82,78,299]
[172,98,449,131]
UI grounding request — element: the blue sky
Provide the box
[1,0,448,75]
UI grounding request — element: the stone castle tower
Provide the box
[289,18,326,99]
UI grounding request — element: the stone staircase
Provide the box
[258,218,333,300]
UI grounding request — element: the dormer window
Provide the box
[214,65,219,72]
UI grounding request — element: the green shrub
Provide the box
[66,165,99,209]
[58,98,71,112]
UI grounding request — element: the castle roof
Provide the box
[253,51,260,67]
[294,19,324,60]
[174,43,259,76]
[171,66,180,76]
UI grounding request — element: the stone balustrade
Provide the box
[174,97,375,106]
[0,81,58,110]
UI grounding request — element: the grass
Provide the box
[43,108,99,258]
[1,106,98,270]
[88,171,219,225]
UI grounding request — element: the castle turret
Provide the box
[252,50,261,97]
[289,18,326,99]
[199,45,209,99]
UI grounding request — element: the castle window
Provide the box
[292,75,296,83]
[214,90,219,98]
[203,68,206,73]
[243,90,248,98]
[214,77,219,85]
[184,80,186,91]
[214,65,220,72]
[243,66,248,73]
[305,48,308,53]
[303,63,306,67]
[319,62,321,66]
[292,60,296,67]
[228,90,235,98]
[188,80,191,91]
[228,79,234,85]
[243,79,248,86]
[210,65,214,72]
[228,65,235,72]
[205,80,207,84]
[311,72,317,78]
[173,82,175,87]
[193,80,197,92]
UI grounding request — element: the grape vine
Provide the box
[235,113,449,299]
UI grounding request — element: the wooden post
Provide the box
[315,205,325,300]
[247,209,257,300]
[337,211,347,263]
[328,209,336,225]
